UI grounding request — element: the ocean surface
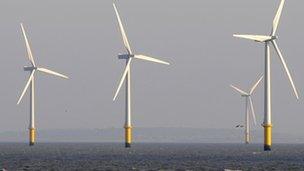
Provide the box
[0,143,304,170]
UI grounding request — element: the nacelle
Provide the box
[271,36,278,40]
[23,66,36,71]
[118,54,134,59]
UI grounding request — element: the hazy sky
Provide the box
[0,0,303,136]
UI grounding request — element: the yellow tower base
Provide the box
[29,128,36,146]
[263,124,272,151]
[245,136,249,144]
[125,126,132,148]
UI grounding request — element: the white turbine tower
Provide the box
[17,23,69,146]
[112,3,170,148]
[233,0,299,151]
[231,75,263,144]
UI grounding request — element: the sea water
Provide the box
[0,143,304,170]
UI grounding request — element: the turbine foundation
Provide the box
[125,126,132,148]
[263,124,272,151]
[245,133,250,144]
[29,128,36,146]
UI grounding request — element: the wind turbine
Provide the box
[17,23,69,146]
[233,0,299,151]
[112,3,170,148]
[231,75,263,144]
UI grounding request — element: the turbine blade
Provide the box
[113,59,132,101]
[17,71,35,104]
[230,85,248,95]
[249,97,257,125]
[37,67,69,79]
[272,0,285,36]
[20,23,36,67]
[233,34,271,42]
[134,55,170,65]
[271,40,299,99]
[113,3,133,54]
[250,75,264,94]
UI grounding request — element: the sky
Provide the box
[0,0,303,136]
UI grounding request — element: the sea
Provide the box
[0,143,304,170]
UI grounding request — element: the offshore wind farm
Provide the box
[0,0,304,170]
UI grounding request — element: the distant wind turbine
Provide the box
[231,75,263,144]
[233,0,299,151]
[112,3,170,148]
[17,23,69,146]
